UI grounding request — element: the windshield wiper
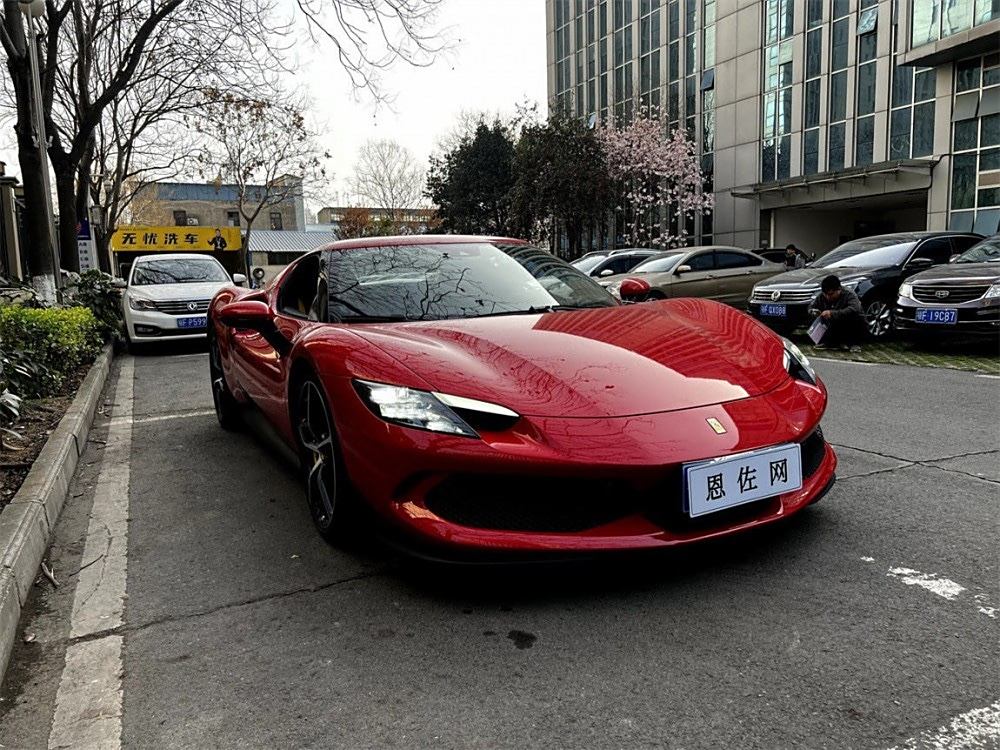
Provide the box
[467,304,608,319]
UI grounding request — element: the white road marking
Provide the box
[887,700,1000,750]
[861,556,875,562]
[48,357,133,750]
[975,595,997,620]
[976,374,1000,380]
[887,567,966,601]
[109,408,214,426]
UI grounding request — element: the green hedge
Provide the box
[0,306,102,398]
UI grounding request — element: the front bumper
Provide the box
[330,374,835,556]
[895,296,1000,336]
[125,307,209,341]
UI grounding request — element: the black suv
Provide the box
[748,232,982,338]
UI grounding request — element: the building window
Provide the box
[761,0,793,182]
[226,210,240,227]
[804,128,821,174]
[639,0,661,111]
[949,54,1000,235]
[172,210,187,226]
[911,0,996,49]
[857,59,877,115]
[855,115,875,165]
[829,121,846,170]
[891,66,937,159]
[269,212,283,230]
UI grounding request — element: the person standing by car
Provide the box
[810,275,865,351]
[785,244,807,269]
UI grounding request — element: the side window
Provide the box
[686,252,716,271]
[277,253,321,318]
[911,238,953,265]
[715,251,761,269]
[950,235,980,255]
[595,255,639,275]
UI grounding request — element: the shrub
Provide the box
[0,306,101,398]
[63,270,124,342]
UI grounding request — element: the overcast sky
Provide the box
[0,0,548,215]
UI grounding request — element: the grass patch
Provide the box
[794,336,1000,375]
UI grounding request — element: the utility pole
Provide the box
[19,0,62,295]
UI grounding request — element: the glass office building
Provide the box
[547,0,999,252]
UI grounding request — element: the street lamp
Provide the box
[18,0,62,292]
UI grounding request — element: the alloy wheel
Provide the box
[865,300,892,338]
[209,335,227,416]
[297,380,338,530]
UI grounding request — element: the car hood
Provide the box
[349,299,787,418]
[906,262,1000,284]
[127,281,231,301]
[758,266,877,285]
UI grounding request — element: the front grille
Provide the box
[152,299,212,315]
[912,285,989,304]
[751,288,818,304]
[423,428,829,534]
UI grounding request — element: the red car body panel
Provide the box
[210,237,836,556]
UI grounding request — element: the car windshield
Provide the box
[630,253,686,273]
[131,258,229,285]
[955,237,1000,263]
[327,243,616,322]
[813,238,918,269]
[572,254,609,273]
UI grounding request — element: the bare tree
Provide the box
[195,90,328,276]
[350,138,423,226]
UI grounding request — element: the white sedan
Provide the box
[123,254,245,346]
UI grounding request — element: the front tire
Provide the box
[209,330,242,430]
[864,298,893,339]
[294,376,357,544]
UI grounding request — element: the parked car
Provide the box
[582,248,660,279]
[748,232,982,338]
[207,235,835,558]
[895,234,1000,337]
[758,248,815,266]
[123,253,246,347]
[571,248,637,274]
[602,246,784,309]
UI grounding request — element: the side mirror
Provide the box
[619,277,651,301]
[598,268,615,277]
[905,257,934,271]
[232,273,247,286]
[219,300,273,330]
[675,264,692,275]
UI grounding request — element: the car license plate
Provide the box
[759,303,787,317]
[177,316,207,329]
[914,308,957,324]
[684,443,803,518]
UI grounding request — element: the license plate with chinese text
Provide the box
[177,316,207,329]
[683,444,803,518]
[914,308,957,324]
[759,303,787,317]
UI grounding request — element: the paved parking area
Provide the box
[1,347,997,749]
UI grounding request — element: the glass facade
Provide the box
[761,0,794,181]
[911,0,999,49]
[949,53,1000,235]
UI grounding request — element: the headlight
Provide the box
[985,283,1000,299]
[353,380,518,438]
[842,277,868,291]
[128,294,156,310]
[898,282,913,299]
[782,338,817,385]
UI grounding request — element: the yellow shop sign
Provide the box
[111,226,241,252]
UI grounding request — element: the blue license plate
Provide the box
[177,316,207,329]
[914,308,957,324]
[759,303,787,317]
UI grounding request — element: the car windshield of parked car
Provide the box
[955,237,1000,263]
[327,243,617,322]
[572,254,609,274]
[630,253,686,274]
[131,259,230,285]
[812,239,918,269]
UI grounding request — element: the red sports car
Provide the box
[208,236,836,558]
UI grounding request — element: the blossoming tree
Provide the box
[598,112,713,248]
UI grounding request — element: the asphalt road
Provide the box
[1,346,997,749]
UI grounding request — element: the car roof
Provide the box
[132,253,223,262]
[852,231,980,243]
[324,234,529,251]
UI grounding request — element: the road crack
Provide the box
[831,443,999,486]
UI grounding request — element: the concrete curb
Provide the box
[0,344,113,684]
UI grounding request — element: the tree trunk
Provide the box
[6,52,56,300]
[53,165,80,273]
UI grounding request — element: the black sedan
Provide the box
[748,232,982,338]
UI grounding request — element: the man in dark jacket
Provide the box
[810,275,866,351]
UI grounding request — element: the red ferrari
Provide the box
[208,235,836,558]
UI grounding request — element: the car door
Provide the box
[905,237,955,276]
[231,251,325,426]
[711,250,770,308]
[592,252,650,279]
[665,250,717,298]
